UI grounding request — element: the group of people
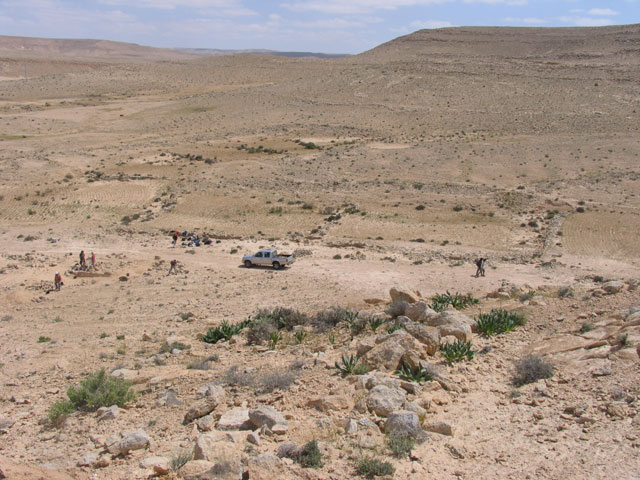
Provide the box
[78,250,96,270]
[172,230,212,248]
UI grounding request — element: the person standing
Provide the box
[91,251,96,268]
[475,258,486,277]
[168,259,178,275]
[172,232,178,247]
[79,250,86,268]
[54,272,62,290]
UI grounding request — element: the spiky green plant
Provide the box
[475,309,526,336]
[335,353,370,376]
[440,340,475,363]
[368,316,385,332]
[431,291,479,312]
[395,361,433,383]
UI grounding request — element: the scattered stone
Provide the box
[196,384,226,400]
[366,385,406,417]
[217,407,252,431]
[384,410,420,437]
[157,390,184,407]
[110,368,138,382]
[97,405,120,422]
[197,413,217,432]
[592,363,612,376]
[277,442,300,459]
[77,453,97,467]
[400,319,440,355]
[602,281,625,294]
[405,301,437,323]
[423,420,455,436]
[247,431,260,445]
[307,395,353,412]
[248,406,288,430]
[193,433,241,463]
[184,397,221,424]
[390,286,419,304]
[181,460,216,477]
[345,419,358,434]
[140,456,171,475]
[362,329,426,371]
[108,430,150,456]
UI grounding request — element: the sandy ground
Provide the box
[0,25,639,480]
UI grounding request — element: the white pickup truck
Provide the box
[242,249,295,270]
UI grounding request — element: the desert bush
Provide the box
[48,399,75,426]
[67,369,134,411]
[440,340,475,363]
[396,360,433,383]
[335,354,370,376]
[160,340,190,353]
[365,314,386,332]
[224,365,255,388]
[387,434,415,458]
[49,369,134,425]
[268,331,282,350]
[202,319,250,344]
[513,355,554,386]
[170,451,193,472]
[259,371,297,393]
[355,456,395,478]
[385,300,408,319]
[431,291,479,312]
[38,336,51,343]
[313,306,351,331]
[579,323,593,334]
[187,355,218,370]
[246,316,278,345]
[297,440,323,468]
[475,309,525,336]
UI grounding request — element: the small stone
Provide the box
[140,456,171,475]
[592,364,612,377]
[0,416,15,430]
[248,406,288,430]
[94,455,110,468]
[184,398,220,424]
[197,413,216,432]
[384,410,420,437]
[271,424,288,435]
[77,453,97,467]
[423,420,455,436]
[115,430,150,455]
[247,431,260,445]
[345,419,358,434]
[157,390,184,407]
[217,407,252,430]
[97,405,120,422]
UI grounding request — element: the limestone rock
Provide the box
[197,413,217,432]
[193,432,241,463]
[113,429,150,456]
[157,390,184,407]
[356,336,377,357]
[423,420,455,436]
[366,385,406,417]
[390,286,419,304]
[400,319,440,354]
[140,456,171,475]
[384,410,420,437]
[248,406,288,430]
[307,395,353,412]
[404,302,437,323]
[110,368,138,382]
[362,329,425,371]
[77,453,97,467]
[437,322,472,342]
[196,384,226,400]
[181,460,216,477]
[603,281,625,294]
[97,405,120,422]
[217,408,252,431]
[0,416,15,430]
[184,397,220,424]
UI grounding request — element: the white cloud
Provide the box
[281,0,453,15]
[588,8,619,15]
[410,19,453,28]
[557,15,615,26]
[502,16,548,24]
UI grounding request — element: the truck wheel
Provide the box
[272,261,281,270]
[244,260,252,268]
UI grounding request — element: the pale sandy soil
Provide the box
[0,25,639,480]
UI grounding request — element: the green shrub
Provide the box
[355,456,395,478]
[475,309,525,336]
[38,336,51,343]
[396,360,433,383]
[48,369,135,425]
[66,369,134,411]
[202,319,250,344]
[387,434,415,458]
[513,355,554,386]
[431,291,479,312]
[298,440,323,468]
[366,315,386,333]
[440,340,475,363]
[579,323,593,334]
[386,322,405,334]
[170,451,193,472]
[335,354,370,376]
[48,399,75,425]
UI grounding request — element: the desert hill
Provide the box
[0,26,638,480]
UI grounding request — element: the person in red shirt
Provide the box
[91,252,96,267]
[54,272,62,290]
[168,259,178,275]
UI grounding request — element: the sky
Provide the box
[0,0,638,54]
